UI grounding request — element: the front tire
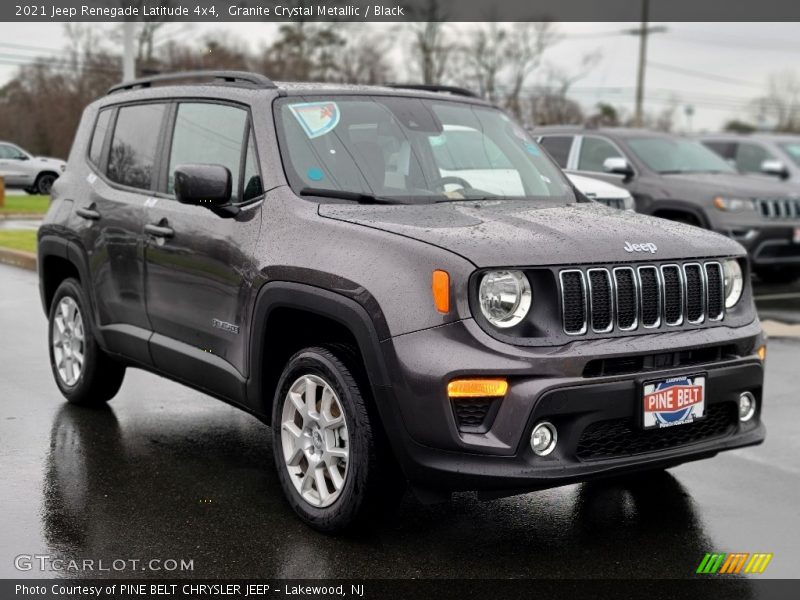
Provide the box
[48,278,125,406]
[271,346,395,532]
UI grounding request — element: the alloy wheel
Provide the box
[52,297,85,386]
[280,374,349,508]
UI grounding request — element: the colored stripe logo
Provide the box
[697,553,773,574]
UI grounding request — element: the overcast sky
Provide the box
[1,21,798,131]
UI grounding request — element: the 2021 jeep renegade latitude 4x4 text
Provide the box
[37,71,766,532]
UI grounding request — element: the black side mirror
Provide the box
[174,164,232,207]
[17,155,29,161]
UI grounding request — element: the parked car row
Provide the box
[533,127,800,283]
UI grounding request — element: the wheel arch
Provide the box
[648,201,710,228]
[38,235,97,325]
[247,281,393,424]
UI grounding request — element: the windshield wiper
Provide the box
[299,187,401,205]
[660,169,729,175]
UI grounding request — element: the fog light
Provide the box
[530,422,557,456]
[738,392,756,422]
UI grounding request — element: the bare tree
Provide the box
[159,32,250,72]
[461,24,507,102]
[503,23,559,119]
[0,24,118,157]
[336,25,397,84]
[256,22,345,81]
[528,51,601,126]
[406,1,454,84]
[751,70,800,132]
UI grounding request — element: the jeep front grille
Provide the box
[559,261,725,335]
[757,198,800,219]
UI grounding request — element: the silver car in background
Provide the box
[0,141,66,194]
[699,133,800,187]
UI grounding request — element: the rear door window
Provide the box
[701,140,736,162]
[539,136,573,168]
[107,103,167,190]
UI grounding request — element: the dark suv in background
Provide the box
[699,132,800,185]
[38,72,766,532]
[535,127,800,283]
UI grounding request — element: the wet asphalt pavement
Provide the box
[0,263,798,581]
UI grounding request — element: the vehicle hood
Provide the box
[661,172,799,198]
[34,156,65,165]
[567,173,630,199]
[319,200,745,267]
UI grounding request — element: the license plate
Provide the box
[642,375,706,430]
[794,227,800,244]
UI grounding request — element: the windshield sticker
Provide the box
[288,101,341,139]
[307,167,325,181]
[429,134,446,147]
[524,141,541,156]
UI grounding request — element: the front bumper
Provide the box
[718,224,800,266]
[378,318,765,493]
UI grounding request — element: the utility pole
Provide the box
[623,0,666,127]
[122,22,136,82]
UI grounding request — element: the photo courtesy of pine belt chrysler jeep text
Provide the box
[37,71,766,532]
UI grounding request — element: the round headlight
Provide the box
[722,259,744,308]
[478,270,532,328]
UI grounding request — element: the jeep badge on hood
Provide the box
[624,241,658,253]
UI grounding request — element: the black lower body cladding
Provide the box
[377,318,765,493]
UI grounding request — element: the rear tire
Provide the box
[271,346,399,532]
[756,266,800,284]
[48,278,125,406]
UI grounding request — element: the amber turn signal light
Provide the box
[757,345,767,361]
[447,378,508,398]
[432,270,450,313]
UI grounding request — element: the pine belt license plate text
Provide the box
[643,375,706,430]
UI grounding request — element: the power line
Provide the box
[0,42,61,54]
[646,61,763,89]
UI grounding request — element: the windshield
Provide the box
[779,142,800,167]
[274,95,573,203]
[626,137,736,174]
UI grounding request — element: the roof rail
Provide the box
[107,70,277,95]
[383,83,479,98]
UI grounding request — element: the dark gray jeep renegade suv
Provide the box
[38,71,766,532]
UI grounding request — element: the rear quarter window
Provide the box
[89,109,112,166]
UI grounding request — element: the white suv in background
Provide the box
[565,172,634,211]
[433,125,633,210]
[0,141,66,194]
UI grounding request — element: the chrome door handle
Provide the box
[76,205,100,220]
[145,223,174,238]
